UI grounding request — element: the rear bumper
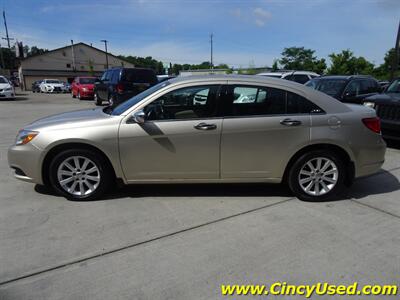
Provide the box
[354,137,386,178]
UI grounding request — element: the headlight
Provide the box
[15,130,39,146]
[363,102,375,108]
[82,87,88,91]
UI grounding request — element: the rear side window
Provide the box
[227,86,286,116]
[361,79,380,94]
[287,92,324,114]
[225,85,323,117]
[111,69,120,83]
[122,69,157,84]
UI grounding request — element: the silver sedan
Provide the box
[8,75,386,201]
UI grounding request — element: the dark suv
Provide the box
[94,67,158,106]
[363,77,400,141]
[305,75,381,104]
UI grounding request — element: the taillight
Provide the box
[362,117,381,133]
[116,83,124,94]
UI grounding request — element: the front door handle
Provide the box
[194,122,217,130]
[280,118,302,126]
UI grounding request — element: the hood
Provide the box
[0,83,11,89]
[365,93,400,104]
[24,108,114,131]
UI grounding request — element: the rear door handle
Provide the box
[194,122,217,130]
[280,118,302,126]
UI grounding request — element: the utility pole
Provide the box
[2,10,13,48]
[210,33,213,69]
[101,40,109,69]
[70,40,76,71]
[392,20,400,80]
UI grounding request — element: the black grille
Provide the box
[377,104,400,121]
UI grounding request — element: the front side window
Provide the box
[100,71,108,81]
[344,80,362,96]
[143,85,220,121]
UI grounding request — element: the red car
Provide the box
[71,77,96,100]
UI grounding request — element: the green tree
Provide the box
[271,59,279,71]
[373,48,400,80]
[327,50,374,75]
[279,47,326,74]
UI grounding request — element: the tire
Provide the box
[288,150,346,201]
[78,91,81,100]
[48,149,112,200]
[94,93,101,106]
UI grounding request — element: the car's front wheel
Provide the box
[288,150,346,201]
[49,149,112,200]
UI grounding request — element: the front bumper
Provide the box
[0,89,15,99]
[80,89,94,98]
[8,143,44,184]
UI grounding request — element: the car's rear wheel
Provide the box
[288,150,346,201]
[94,93,101,106]
[49,149,112,200]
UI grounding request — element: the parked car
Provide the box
[31,80,43,93]
[71,77,96,100]
[8,75,386,201]
[258,71,320,84]
[94,67,158,106]
[40,79,66,93]
[0,76,15,99]
[63,82,71,93]
[305,75,381,104]
[363,77,400,141]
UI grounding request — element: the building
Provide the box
[18,42,134,90]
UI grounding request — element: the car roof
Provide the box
[318,75,374,80]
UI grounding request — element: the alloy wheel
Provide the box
[298,157,338,196]
[57,156,100,196]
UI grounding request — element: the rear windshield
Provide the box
[122,69,157,84]
[386,79,400,93]
[306,78,347,98]
[79,78,95,84]
[46,80,60,84]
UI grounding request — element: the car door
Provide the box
[96,71,110,100]
[342,80,363,103]
[118,84,223,181]
[220,84,314,180]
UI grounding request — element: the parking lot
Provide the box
[0,92,399,299]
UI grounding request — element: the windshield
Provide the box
[305,78,347,97]
[0,77,8,83]
[386,79,400,93]
[79,78,96,84]
[46,80,60,84]
[110,81,171,115]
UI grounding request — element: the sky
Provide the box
[3,0,400,68]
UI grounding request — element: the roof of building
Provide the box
[21,42,132,65]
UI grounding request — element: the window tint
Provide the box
[361,79,379,94]
[287,92,323,114]
[122,69,157,84]
[289,74,310,84]
[111,69,120,83]
[344,80,362,96]
[227,86,286,116]
[143,85,219,121]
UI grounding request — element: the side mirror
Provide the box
[132,110,146,124]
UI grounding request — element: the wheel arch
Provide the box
[42,142,117,186]
[282,143,355,186]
